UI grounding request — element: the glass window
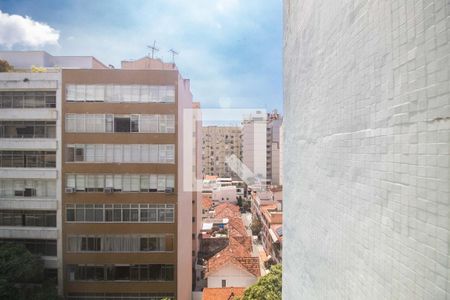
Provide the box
[106,114,114,132]
[66,85,76,101]
[67,205,75,221]
[114,115,130,132]
[130,115,139,132]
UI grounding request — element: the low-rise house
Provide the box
[206,237,260,288]
[212,185,237,204]
[203,203,260,289]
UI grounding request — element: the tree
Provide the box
[0,60,12,72]
[250,218,262,236]
[239,264,282,300]
[237,196,243,207]
[0,243,59,300]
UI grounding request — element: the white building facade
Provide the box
[242,111,267,182]
[0,70,63,287]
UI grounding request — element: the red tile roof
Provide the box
[207,236,260,277]
[203,287,245,300]
[202,197,213,210]
[206,203,260,278]
[215,203,241,219]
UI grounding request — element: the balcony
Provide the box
[0,138,57,151]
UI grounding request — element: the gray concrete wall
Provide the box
[284,0,449,299]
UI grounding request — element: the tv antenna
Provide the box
[147,40,159,58]
[169,48,178,64]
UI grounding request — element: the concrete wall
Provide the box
[284,0,449,299]
[177,76,193,300]
[212,186,237,203]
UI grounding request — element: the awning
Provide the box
[269,228,278,243]
[202,223,213,231]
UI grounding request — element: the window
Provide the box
[0,121,56,138]
[0,179,55,198]
[114,115,131,132]
[0,91,56,108]
[130,115,139,132]
[66,204,174,223]
[0,210,56,227]
[67,264,174,281]
[222,279,226,287]
[65,174,176,192]
[65,114,175,133]
[0,151,56,168]
[66,85,175,103]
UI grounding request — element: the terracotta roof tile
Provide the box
[207,237,260,277]
[202,197,213,210]
[203,287,245,300]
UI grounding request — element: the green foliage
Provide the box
[239,264,282,300]
[242,200,251,212]
[0,60,12,72]
[250,218,262,235]
[0,243,59,300]
[237,196,243,207]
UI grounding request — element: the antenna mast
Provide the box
[147,40,159,58]
[168,48,178,64]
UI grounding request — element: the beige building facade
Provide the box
[202,126,242,179]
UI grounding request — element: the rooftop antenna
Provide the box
[168,48,178,64]
[147,40,159,59]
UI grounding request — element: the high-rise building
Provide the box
[242,111,267,183]
[202,126,242,178]
[266,111,282,186]
[0,70,61,286]
[0,51,200,300]
[192,102,203,289]
[242,110,282,186]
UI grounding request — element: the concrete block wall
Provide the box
[283,0,449,299]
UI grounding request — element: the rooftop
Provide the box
[0,50,108,69]
[207,236,260,277]
[202,287,245,300]
[202,197,213,210]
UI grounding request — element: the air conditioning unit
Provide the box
[65,187,75,193]
[104,187,114,193]
[165,187,175,193]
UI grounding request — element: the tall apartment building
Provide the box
[266,111,282,186]
[0,51,106,293]
[242,110,282,186]
[0,51,200,300]
[242,112,267,183]
[192,102,203,288]
[202,126,242,178]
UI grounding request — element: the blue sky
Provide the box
[0,0,282,111]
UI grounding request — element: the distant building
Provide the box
[202,126,242,179]
[212,185,237,204]
[266,111,282,185]
[251,187,283,263]
[242,110,282,186]
[242,111,267,182]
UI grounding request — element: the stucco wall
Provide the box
[284,0,449,299]
[207,264,257,288]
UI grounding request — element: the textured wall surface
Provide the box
[283,0,449,299]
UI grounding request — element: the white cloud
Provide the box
[0,10,59,48]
